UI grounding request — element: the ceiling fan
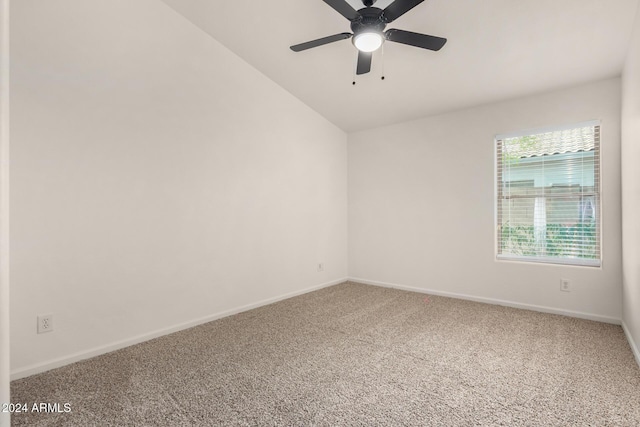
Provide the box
[290,0,447,76]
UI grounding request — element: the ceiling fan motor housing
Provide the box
[350,7,387,35]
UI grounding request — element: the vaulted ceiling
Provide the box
[160,0,639,132]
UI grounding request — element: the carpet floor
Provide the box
[10,282,640,426]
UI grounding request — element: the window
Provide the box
[496,122,601,267]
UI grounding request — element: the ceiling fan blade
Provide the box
[323,0,360,21]
[290,33,353,52]
[385,29,446,51]
[356,51,372,75]
[382,0,425,22]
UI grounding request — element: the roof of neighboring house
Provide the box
[503,126,597,159]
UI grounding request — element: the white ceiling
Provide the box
[160,0,639,132]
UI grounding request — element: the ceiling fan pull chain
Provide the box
[381,44,385,80]
[352,51,357,85]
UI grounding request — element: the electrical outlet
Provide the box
[560,279,571,292]
[37,314,54,334]
[317,262,324,272]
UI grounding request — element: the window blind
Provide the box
[496,122,601,267]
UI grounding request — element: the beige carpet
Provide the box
[10,282,640,426]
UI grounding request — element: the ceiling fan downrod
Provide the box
[362,0,377,6]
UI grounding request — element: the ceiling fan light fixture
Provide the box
[353,31,384,52]
[290,0,448,76]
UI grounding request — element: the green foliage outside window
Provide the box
[500,222,598,259]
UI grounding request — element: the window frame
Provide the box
[494,120,602,268]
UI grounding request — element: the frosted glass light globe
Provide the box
[353,32,383,52]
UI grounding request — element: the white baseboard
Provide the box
[622,321,640,369]
[11,277,347,381]
[348,277,622,325]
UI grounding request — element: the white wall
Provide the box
[0,0,10,423]
[349,78,622,322]
[622,5,640,365]
[10,0,347,377]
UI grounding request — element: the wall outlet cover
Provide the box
[37,314,54,334]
